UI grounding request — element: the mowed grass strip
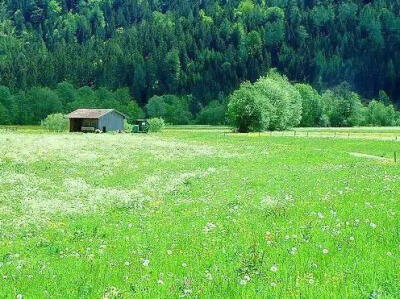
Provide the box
[0,128,399,298]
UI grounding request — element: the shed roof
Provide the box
[67,109,127,119]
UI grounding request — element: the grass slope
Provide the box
[0,127,399,298]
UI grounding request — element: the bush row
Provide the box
[228,71,399,132]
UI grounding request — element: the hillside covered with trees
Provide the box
[0,0,400,125]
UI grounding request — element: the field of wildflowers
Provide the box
[0,127,399,297]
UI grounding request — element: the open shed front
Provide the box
[69,118,99,132]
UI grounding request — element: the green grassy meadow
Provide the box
[0,127,399,298]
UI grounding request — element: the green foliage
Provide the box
[123,119,133,132]
[147,118,165,132]
[295,83,324,127]
[322,83,364,127]
[252,71,302,131]
[41,113,69,132]
[228,81,271,133]
[229,72,397,129]
[366,100,396,126]
[1,84,143,125]
[27,87,63,124]
[228,71,304,132]
[0,1,399,126]
[146,95,192,125]
[196,101,227,125]
[0,0,398,116]
[0,86,15,124]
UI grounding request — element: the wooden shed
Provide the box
[67,109,126,132]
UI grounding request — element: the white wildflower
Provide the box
[142,259,150,267]
[204,222,216,232]
[270,265,278,272]
[322,249,329,254]
[205,271,213,280]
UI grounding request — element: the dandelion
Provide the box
[167,250,173,255]
[182,263,187,268]
[124,261,130,266]
[16,295,23,299]
[317,212,324,219]
[157,279,164,285]
[270,265,278,272]
[244,274,251,282]
[349,236,355,241]
[270,282,277,287]
[290,247,297,255]
[322,249,329,254]
[239,279,247,286]
[142,259,150,267]
[370,222,377,229]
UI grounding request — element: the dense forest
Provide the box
[0,0,400,125]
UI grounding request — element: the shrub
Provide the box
[366,100,396,126]
[196,101,227,125]
[124,119,133,132]
[295,83,324,127]
[227,81,271,132]
[228,70,302,132]
[322,83,364,127]
[256,71,302,130]
[146,95,192,125]
[41,113,69,132]
[27,87,63,124]
[147,118,165,132]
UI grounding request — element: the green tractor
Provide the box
[132,119,149,133]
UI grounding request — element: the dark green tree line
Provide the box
[0,0,399,120]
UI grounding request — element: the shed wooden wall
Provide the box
[98,111,124,132]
